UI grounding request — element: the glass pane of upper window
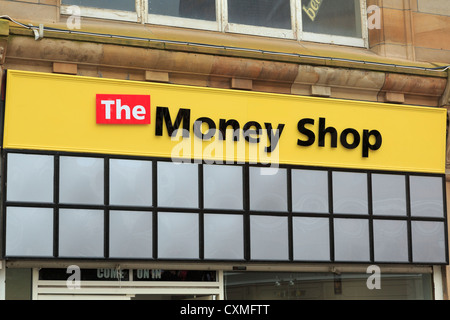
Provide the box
[109,210,153,259]
[250,167,287,212]
[334,218,370,262]
[110,159,152,207]
[6,207,54,257]
[227,0,291,29]
[412,221,446,263]
[292,169,328,213]
[409,175,444,218]
[372,174,407,216]
[204,214,244,260]
[293,217,330,261]
[148,0,216,21]
[250,215,289,260]
[158,212,199,259]
[302,0,362,38]
[7,153,54,203]
[59,209,104,258]
[59,156,104,205]
[203,164,243,210]
[62,0,136,11]
[157,162,199,208]
[332,171,368,214]
[373,220,409,262]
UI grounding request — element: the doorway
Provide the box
[33,268,224,300]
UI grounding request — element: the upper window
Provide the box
[61,0,367,47]
[228,0,291,29]
[303,0,362,36]
[225,0,295,38]
[149,0,216,21]
[147,0,218,30]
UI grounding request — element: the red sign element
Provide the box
[96,94,151,124]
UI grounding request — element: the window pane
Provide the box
[302,0,362,38]
[372,174,407,216]
[204,164,243,210]
[204,214,244,260]
[59,209,104,258]
[62,0,135,11]
[110,159,152,206]
[332,171,368,214]
[158,212,199,259]
[293,217,330,261]
[412,221,446,263]
[59,156,104,205]
[250,216,289,260]
[224,272,433,300]
[157,162,198,208]
[373,220,408,262]
[250,167,287,212]
[292,169,328,213]
[7,153,54,203]
[149,0,216,21]
[334,218,370,261]
[109,211,152,258]
[6,207,54,257]
[410,176,444,218]
[228,0,291,29]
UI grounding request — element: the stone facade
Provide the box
[0,0,450,299]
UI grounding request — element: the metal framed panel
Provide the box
[2,149,448,265]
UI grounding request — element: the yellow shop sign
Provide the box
[3,70,447,173]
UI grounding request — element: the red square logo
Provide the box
[96,94,151,124]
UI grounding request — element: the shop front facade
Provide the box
[0,0,449,300]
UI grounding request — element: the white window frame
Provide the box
[60,1,140,23]
[60,0,368,48]
[297,0,368,47]
[222,0,297,39]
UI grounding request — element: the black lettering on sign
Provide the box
[297,117,382,158]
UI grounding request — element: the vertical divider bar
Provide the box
[244,164,250,261]
[367,172,374,263]
[53,154,60,258]
[199,162,204,260]
[153,160,158,260]
[405,174,413,263]
[1,151,7,258]
[442,175,449,264]
[287,167,293,261]
[104,156,110,259]
[328,170,334,262]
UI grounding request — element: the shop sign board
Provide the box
[3,70,447,173]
